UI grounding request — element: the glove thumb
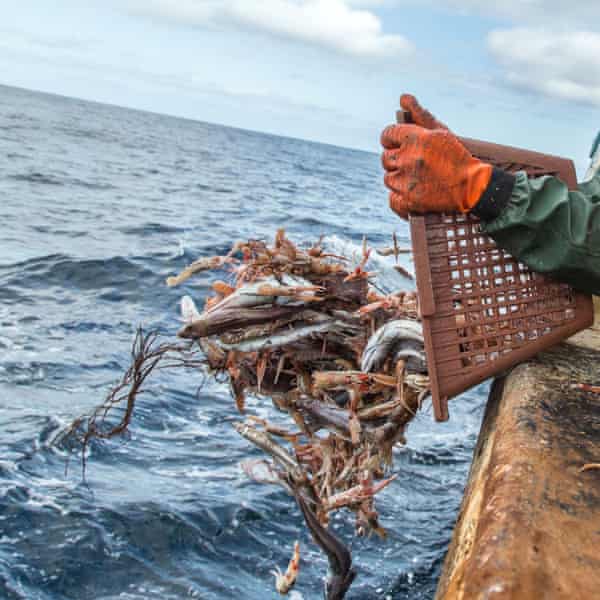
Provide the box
[400,94,448,131]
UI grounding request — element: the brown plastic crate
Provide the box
[407,135,594,421]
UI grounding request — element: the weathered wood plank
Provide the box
[436,340,600,600]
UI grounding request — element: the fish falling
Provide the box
[174,230,428,599]
[61,229,428,600]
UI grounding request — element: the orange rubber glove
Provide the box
[399,94,448,131]
[381,95,493,219]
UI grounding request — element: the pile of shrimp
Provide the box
[170,229,429,598]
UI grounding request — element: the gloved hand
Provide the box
[397,93,448,131]
[381,95,493,219]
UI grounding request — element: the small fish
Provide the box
[361,319,424,373]
[271,541,300,595]
[215,319,340,353]
[294,493,355,600]
[233,423,305,481]
[393,339,427,374]
[208,275,322,313]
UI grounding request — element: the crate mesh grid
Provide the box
[410,142,594,421]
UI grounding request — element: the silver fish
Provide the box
[234,422,304,481]
[393,339,427,374]
[215,318,339,353]
[361,319,424,373]
[207,274,322,313]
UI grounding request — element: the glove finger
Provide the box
[380,123,423,150]
[400,94,448,131]
[382,148,411,172]
[384,168,412,194]
[389,192,409,220]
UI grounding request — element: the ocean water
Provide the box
[0,84,487,600]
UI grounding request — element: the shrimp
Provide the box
[272,541,300,595]
[166,255,236,287]
[344,242,375,282]
[322,474,398,512]
[358,292,418,317]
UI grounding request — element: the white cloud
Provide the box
[487,28,600,106]
[412,0,600,27]
[419,1,600,106]
[129,0,413,59]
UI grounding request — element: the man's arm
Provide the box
[475,171,600,295]
[382,95,600,295]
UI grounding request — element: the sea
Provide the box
[0,84,487,600]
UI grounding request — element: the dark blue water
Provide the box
[0,84,487,600]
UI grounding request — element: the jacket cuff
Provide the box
[470,167,516,221]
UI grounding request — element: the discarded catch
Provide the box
[295,491,355,600]
[204,274,324,312]
[393,339,427,374]
[376,246,412,257]
[272,541,301,595]
[361,319,424,372]
[579,463,600,473]
[376,232,411,260]
[215,318,343,353]
[62,230,429,600]
[166,255,236,287]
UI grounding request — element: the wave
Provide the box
[9,172,64,186]
[0,254,157,291]
[0,86,479,600]
[120,223,186,236]
[8,172,116,190]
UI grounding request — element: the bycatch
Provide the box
[361,319,424,373]
[294,492,355,600]
[393,338,427,374]
[206,274,323,313]
[215,318,346,353]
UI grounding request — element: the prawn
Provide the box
[272,541,300,595]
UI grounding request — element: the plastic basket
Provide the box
[408,136,594,421]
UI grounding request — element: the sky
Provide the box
[1,0,599,174]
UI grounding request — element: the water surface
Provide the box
[0,84,486,599]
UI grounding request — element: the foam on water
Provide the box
[323,234,414,293]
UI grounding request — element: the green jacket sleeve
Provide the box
[478,171,600,295]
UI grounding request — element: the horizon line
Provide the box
[0,81,378,157]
